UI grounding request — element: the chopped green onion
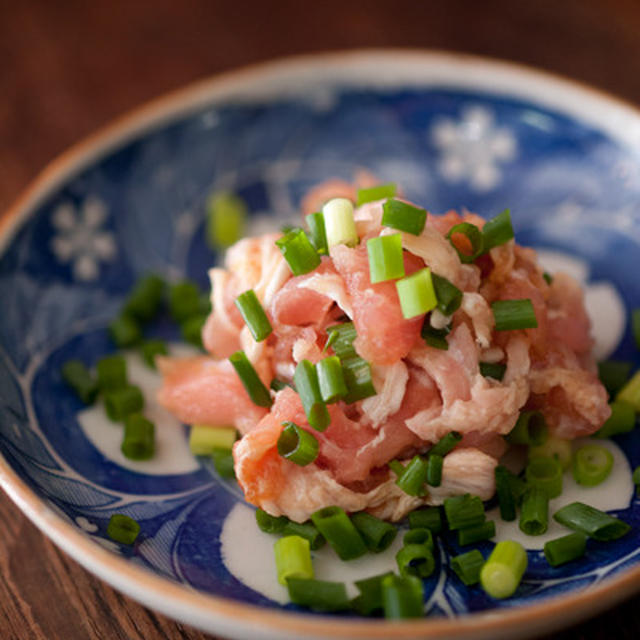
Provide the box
[403,528,434,550]
[293,359,330,431]
[598,360,633,396]
[310,506,367,561]
[275,228,321,276]
[525,456,563,499]
[316,356,347,404]
[282,521,325,550]
[229,350,272,408]
[543,532,587,567]
[528,435,573,471]
[277,421,319,466]
[388,459,405,477]
[508,472,528,505]
[351,512,397,553]
[341,356,377,403]
[106,513,140,545]
[444,494,486,531]
[593,402,636,438]
[395,455,428,496]
[492,299,538,331]
[96,354,127,392]
[447,222,484,263]
[104,385,144,422]
[543,272,553,285]
[189,425,237,455]
[61,360,98,405]
[634,466,640,487]
[366,234,405,283]
[481,209,514,252]
[409,506,443,533]
[234,289,273,342]
[255,508,288,534]
[123,274,165,322]
[616,370,640,411]
[168,281,202,323]
[633,308,640,350]
[180,314,207,348]
[396,543,435,578]
[421,319,450,350]
[432,273,463,315]
[381,199,427,235]
[352,572,394,616]
[426,454,443,487]
[396,267,437,319]
[506,410,547,446]
[109,314,142,348]
[451,549,485,586]
[519,487,549,536]
[480,362,506,381]
[140,339,168,369]
[458,520,496,546]
[429,431,463,457]
[270,378,292,392]
[212,447,235,478]
[495,465,517,522]
[121,414,155,460]
[206,191,247,249]
[357,183,397,206]
[553,502,631,541]
[286,577,349,612]
[572,445,614,487]
[305,212,328,255]
[274,535,313,586]
[324,322,358,359]
[480,540,527,599]
[322,198,358,248]
[381,574,424,619]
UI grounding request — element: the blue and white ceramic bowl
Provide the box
[1,51,640,640]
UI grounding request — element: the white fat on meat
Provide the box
[360,361,409,428]
[297,271,354,318]
[460,292,494,348]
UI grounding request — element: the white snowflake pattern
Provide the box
[75,516,98,533]
[431,105,517,191]
[50,197,117,281]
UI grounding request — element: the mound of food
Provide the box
[157,182,610,523]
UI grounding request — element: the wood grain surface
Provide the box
[2,1,640,638]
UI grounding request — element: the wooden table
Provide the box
[1,1,640,638]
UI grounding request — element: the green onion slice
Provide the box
[168,280,202,323]
[305,212,328,255]
[421,317,450,350]
[276,228,321,276]
[255,508,289,534]
[481,209,514,252]
[543,532,587,567]
[495,465,517,522]
[212,447,235,478]
[316,356,348,404]
[350,512,397,553]
[598,360,632,396]
[341,356,377,404]
[324,322,358,359]
[426,454,443,487]
[451,549,485,586]
[293,360,330,431]
[96,354,127,392]
[352,572,394,616]
[572,445,614,487]
[403,527,434,550]
[356,182,397,206]
[447,222,484,263]
[616,370,640,411]
[123,274,165,322]
[106,513,141,545]
[480,540,527,599]
[525,456,563,499]
[234,289,273,342]
[274,535,313,585]
[395,455,428,496]
[277,421,319,466]
[322,198,358,248]
[282,521,326,551]
[444,494,486,531]
[229,350,273,408]
[553,502,631,541]
[396,267,438,319]
[189,425,237,455]
[310,506,367,561]
[121,413,155,460]
[432,273,463,315]
[408,506,443,533]
[396,543,435,578]
[381,199,427,235]
[528,435,573,471]
[109,314,142,348]
[519,487,549,536]
[61,360,98,405]
[286,577,350,612]
[429,431,463,457]
[458,520,496,546]
[593,402,636,438]
[206,191,247,249]
[104,385,144,422]
[506,410,547,446]
[381,574,424,619]
[367,233,405,283]
[492,299,538,331]
[140,339,168,369]
[480,362,506,381]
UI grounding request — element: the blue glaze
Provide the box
[1,84,640,618]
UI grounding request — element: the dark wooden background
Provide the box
[2,1,640,638]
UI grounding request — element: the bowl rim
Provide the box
[1,48,640,640]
